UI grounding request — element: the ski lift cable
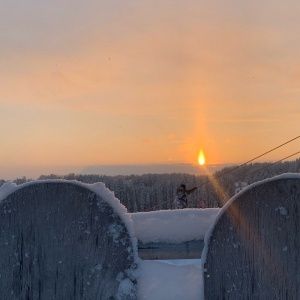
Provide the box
[146,150,299,212]
[144,135,300,211]
[242,150,300,179]
[212,135,300,181]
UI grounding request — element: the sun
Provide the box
[198,149,206,166]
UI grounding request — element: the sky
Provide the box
[1,0,299,179]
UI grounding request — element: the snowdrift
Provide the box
[131,208,220,244]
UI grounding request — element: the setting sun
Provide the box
[198,149,206,166]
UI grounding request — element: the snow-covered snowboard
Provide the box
[203,175,300,299]
[0,181,137,299]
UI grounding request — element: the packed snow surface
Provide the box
[138,259,203,300]
[131,208,220,243]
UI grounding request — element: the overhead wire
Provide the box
[212,135,300,180]
[242,150,300,179]
[145,135,300,211]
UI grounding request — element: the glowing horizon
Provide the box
[0,1,299,179]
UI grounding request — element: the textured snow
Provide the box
[137,259,203,300]
[116,277,136,300]
[131,208,220,243]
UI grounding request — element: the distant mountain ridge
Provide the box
[81,163,233,176]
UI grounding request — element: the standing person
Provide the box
[174,184,197,209]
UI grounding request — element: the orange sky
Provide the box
[0,0,299,178]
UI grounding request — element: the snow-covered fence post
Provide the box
[203,174,300,300]
[0,180,138,299]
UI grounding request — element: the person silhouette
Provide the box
[174,184,197,209]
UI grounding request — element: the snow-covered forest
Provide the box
[2,159,299,212]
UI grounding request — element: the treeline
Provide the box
[1,159,299,212]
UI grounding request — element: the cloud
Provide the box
[1,0,300,171]
[1,0,298,119]
[142,138,154,145]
